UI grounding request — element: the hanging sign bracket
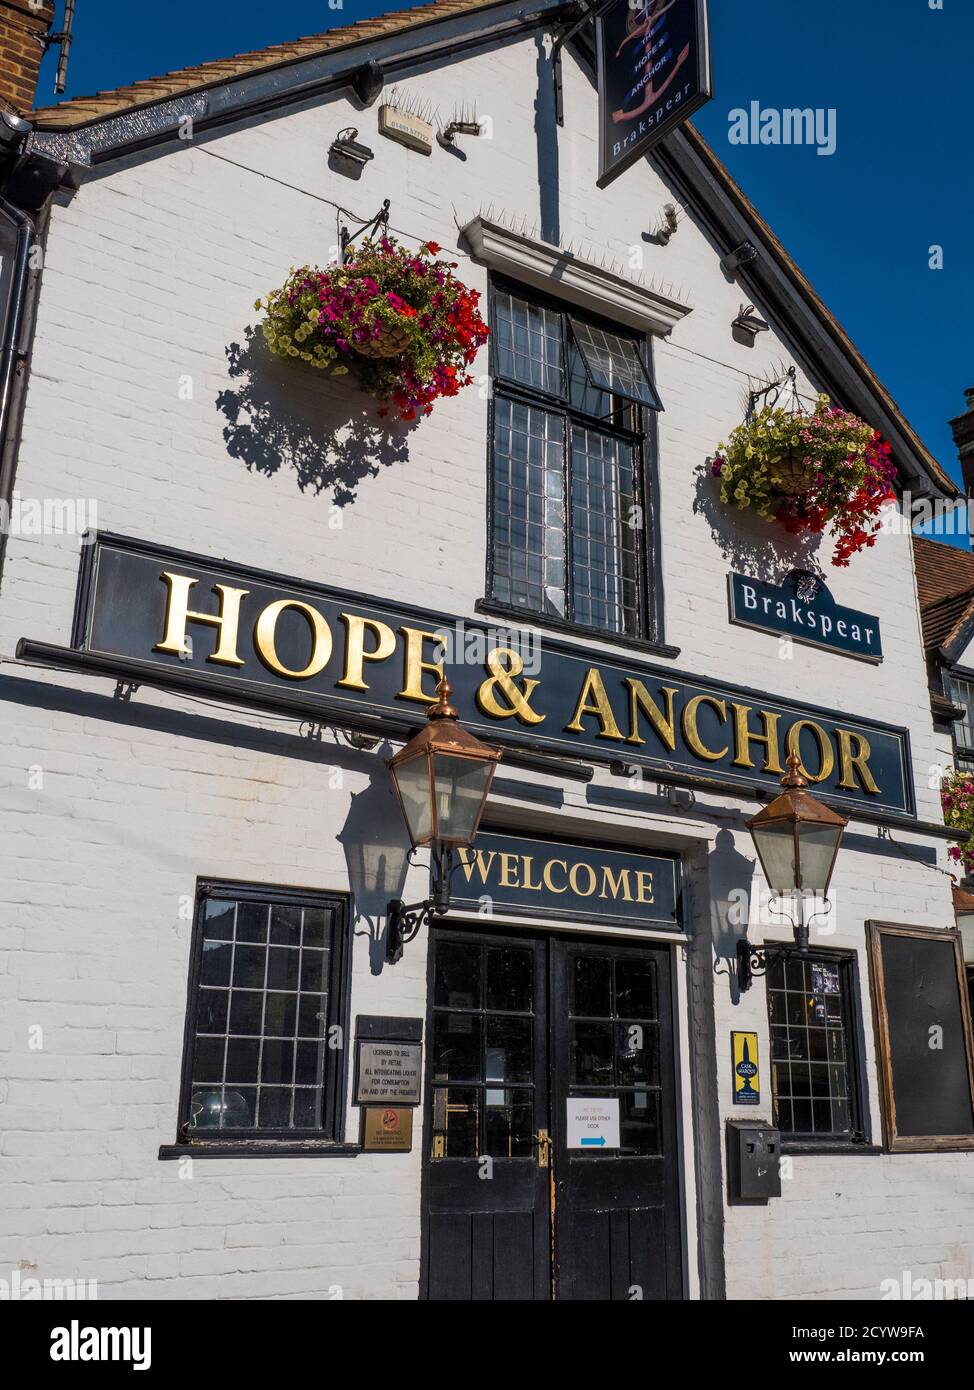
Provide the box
[552,0,615,127]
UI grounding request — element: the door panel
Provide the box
[421,927,682,1301]
[568,1205,667,1301]
[422,929,551,1301]
[550,938,682,1301]
[426,1210,543,1301]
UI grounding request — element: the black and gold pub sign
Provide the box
[68,535,915,818]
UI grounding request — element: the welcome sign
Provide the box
[66,535,915,818]
[451,829,680,929]
[596,0,712,189]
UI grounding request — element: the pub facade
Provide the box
[1,0,973,1301]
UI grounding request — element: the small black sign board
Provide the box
[355,1015,423,1043]
[596,0,712,189]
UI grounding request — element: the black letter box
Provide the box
[726,1120,781,1204]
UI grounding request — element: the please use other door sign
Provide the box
[567,1098,620,1150]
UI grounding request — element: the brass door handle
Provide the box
[534,1129,550,1168]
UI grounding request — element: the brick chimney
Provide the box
[952,386,974,513]
[0,0,55,114]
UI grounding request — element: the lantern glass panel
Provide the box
[431,752,494,844]
[795,822,843,895]
[753,820,797,894]
[392,754,433,846]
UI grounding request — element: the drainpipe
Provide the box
[0,189,36,583]
[0,195,34,447]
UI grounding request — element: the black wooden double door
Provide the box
[421,926,683,1300]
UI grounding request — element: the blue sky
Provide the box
[39,1,973,539]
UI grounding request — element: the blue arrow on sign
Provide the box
[580,1136,606,1147]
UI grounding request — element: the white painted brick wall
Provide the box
[0,36,966,1300]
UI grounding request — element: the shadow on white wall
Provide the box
[216,326,416,507]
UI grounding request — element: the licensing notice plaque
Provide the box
[355,1040,423,1106]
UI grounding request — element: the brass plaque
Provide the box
[362,1106,414,1153]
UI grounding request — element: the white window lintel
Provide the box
[461,216,693,336]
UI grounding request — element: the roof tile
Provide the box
[913,534,974,654]
[30,1,500,128]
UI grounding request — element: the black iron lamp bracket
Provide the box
[736,939,772,992]
[385,846,463,963]
[385,898,438,964]
[737,938,816,992]
[736,896,833,990]
[737,938,818,993]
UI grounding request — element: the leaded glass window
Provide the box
[569,316,663,409]
[179,885,348,1140]
[491,398,566,618]
[766,952,865,1143]
[948,674,974,768]
[488,283,661,640]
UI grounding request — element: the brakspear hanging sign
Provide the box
[67,534,915,818]
[596,0,712,189]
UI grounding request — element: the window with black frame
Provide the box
[947,673,974,771]
[486,283,663,641]
[177,884,349,1143]
[766,951,866,1145]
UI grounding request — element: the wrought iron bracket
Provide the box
[552,0,615,127]
[737,936,814,992]
[340,198,391,263]
[736,939,773,992]
[385,846,460,963]
[746,364,798,420]
[386,899,438,964]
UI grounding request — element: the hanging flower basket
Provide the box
[710,393,897,566]
[942,769,974,875]
[765,449,816,497]
[255,236,489,421]
[352,316,415,359]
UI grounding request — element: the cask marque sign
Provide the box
[596,0,712,189]
[451,829,680,930]
[71,535,915,818]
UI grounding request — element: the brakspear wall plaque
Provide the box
[728,571,883,663]
[67,534,915,818]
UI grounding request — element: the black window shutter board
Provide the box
[868,922,974,1151]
